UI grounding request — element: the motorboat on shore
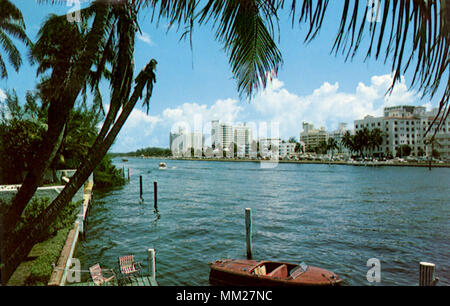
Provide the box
[158,162,167,169]
[209,259,341,286]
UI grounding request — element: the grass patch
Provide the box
[2,197,81,285]
[26,228,70,286]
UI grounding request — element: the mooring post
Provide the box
[147,248,156,281]
[153,181,158,209]
[140,175,143,198]
[419,262,439,286]
[127,168,130,182]
[245,208,252,259]
[122,166,125,178]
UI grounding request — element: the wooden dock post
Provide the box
[153,181,157,209]
[419,262,439,286]
[127,168,130,182]
[139,176,143,198]
[245,208,252,259]
[147,248,156,281]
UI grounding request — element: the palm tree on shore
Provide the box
[368,128,384,158]
[424,136,442,170]
[341,131,355,156]
[0,0,30,78]
[326,137,339,160]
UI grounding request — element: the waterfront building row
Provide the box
[354,106,450,160]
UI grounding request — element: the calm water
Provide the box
[74,158,449,286]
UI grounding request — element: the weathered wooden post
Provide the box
[122,166,125,178]
[147,248,156,282]
[419,262,439,286]
[139,175,143,198]
[127,168,130,182]
[245,208,252,259]
[153,181,158,209]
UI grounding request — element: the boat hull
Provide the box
[209,259,341,286]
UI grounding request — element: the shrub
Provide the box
[93,155,126,189]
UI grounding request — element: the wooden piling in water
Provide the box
[140,176,143,198]
[153,181,157,209]
[419,262,439,286]
[245,208,252,259]
[127,168,130,182]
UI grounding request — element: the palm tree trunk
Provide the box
[0,4,111,284]
[1,60,154,284]
[2,4,111,233]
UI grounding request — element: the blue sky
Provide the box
[0,1,443,152]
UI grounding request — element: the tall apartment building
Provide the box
[354,105,450,160]
[234,125,253,157]
[211,120,233,150]
[300,122,328,151]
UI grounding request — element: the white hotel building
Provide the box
[233,125,253,157]
[354,105,450,160]
[211,120,233,151]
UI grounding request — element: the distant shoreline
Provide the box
[119,156,450,168]
[177,158,450,168]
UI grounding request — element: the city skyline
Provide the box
[167,103,449,161]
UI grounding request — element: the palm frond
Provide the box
[0,31,22,71]
[198,0,283,99]
[288,0,449,130]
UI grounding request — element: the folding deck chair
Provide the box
[118,255,143,284]
[89,263,116,286]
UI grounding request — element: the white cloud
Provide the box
[251,73,421,138]
[162,98,243,133]
[0,89,6,101]
[107,106,162,152]
[137,32,154,46]
[109,73,423,152]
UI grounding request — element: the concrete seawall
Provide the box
[47,177,94,286]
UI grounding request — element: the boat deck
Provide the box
[68,276,157,286]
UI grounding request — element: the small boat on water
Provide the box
[122,158,128,162]
[158,162,167,169]
[209,259,341,286]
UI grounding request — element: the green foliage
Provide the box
[341,128,384,158]
[315,140,329,155]
[0,0,30,78]
[1,195,80,285]
[26,227,70,286]
[0,91,47,183]
[13,197,81,240]
[115,147,172,157]
[55,106,103,169]
[93,155,126,189]
[432,149,440,159]
[397,145,412,158]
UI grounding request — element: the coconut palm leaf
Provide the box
[198,0,283,99]
[0,0,30,78]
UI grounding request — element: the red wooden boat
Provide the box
[209,259,341,286]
